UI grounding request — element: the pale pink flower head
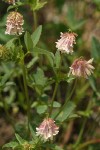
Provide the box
[36,118,59,141]
[68,58,94,78]
[56,32,77,54]
[5,11,24,35]
[5,0,15,5]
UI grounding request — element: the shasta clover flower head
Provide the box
[56,32,77,54]
[5,11,24,35]
[36,118,59,141]
[68,58,94,78]
[5,0,15,5]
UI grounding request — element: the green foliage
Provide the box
[24,25,42,51]
[91,37,100,61]
[33,47,54,67]
[3,141,19,149]
[55,51,61,69]
[66,7,86,30]
[28,0,47,11]
[36,104,47,114]
[31,25,42,47]
[56,101,76,122]
[24,31,33,51]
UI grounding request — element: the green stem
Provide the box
[49,82,58,117]
[33,11,37,29]
[74,118,87,149]
[54,79,77,120]
[76,139,100,150]
[73,99,92,149]
[18,36,30,134]
[22,62,30,135]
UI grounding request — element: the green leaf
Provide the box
[55,51,61,69]
[67,77,75,83]
[36,105,47,114]
[31,25,42,47]
[53,101,61,108]
[77,110,92,117]
[15,133,26,145]
[27,56,39,69]
[24,31,33,51]
[89,76,97,92]
[7,2,23,11]
[34,68,47,86]
[91,37,100,60]
[67,7,85,30]
[5,81,16,87]
[54,145,64,150]
[0,70,13,87]
[30,0,47,11]
[6,38,17,49]
[3,141,18,149]
[7,5,17,12]
[29,125,36,139]
[68,113,80,119]
[33,47,54,67]
[56,101,76,122]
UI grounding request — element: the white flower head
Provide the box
[68,58,95,78]
[5,11,24,35]
[56,32,77,54]
[36,118,59,141]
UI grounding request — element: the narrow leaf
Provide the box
[3,142,18,149]
[33,47,54,67]
[29,125,36,139]
[56,101,76,122]
[15,133,25,145]
[31,25,42,47]
[91,37,100,60]
[55,51,61,69]
[24,31,33,51]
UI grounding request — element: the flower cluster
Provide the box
[68,58,94,78]
[56,32,77,54]
[4,0,15,5]
[36,118,59,141]
[56,31,94,78]
[5,11,24,35]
